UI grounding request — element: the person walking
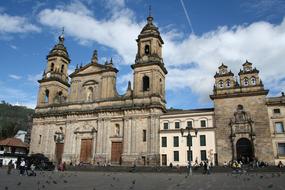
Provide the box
[206,160,210,175]
[7,160,13,174]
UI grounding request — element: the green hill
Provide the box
[0,101,34,139]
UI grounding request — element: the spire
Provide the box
[127,81,131,90]
[147,5,153,24]
[58,27,65,44]
[91,50,98,63]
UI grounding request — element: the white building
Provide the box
[159,108,216,166]
[266,94,285,165]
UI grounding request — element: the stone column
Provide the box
[122,117,129,155]
[131,118,136,154]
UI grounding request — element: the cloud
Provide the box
[163,19,285,102]
[9,45,17,50]
[9,74,22,80]
[0,13,41,34]
[0,82,36,109]
[27,73,42,85]
[37,2,285,104]
[241,0,285,20]
[38,1,142,65]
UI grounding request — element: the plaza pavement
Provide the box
[0,168,285,190]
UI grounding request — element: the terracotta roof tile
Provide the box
[0,138,29,148]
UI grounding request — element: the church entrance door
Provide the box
[55,143,64,163]
[111,142,122,163]
[236,138,252,162]
[80,139,92,163]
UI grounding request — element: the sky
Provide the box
[0,0,285,109]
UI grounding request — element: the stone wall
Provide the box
[214,95,274,165]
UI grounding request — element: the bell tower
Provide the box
[37,32,70,107]
[131,13,167,103]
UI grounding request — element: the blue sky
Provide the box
[0,0,285,109]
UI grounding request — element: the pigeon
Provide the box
[132,180,136,185]
[63,180,68,183]
[17,182,21,186]
[168,178,172,181]
[53,180,57,184]
[42,185,45,189]
[268,184,273,188]
[4,186,8,190]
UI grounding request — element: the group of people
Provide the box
[6,158,36,176]
[169,159,213,175]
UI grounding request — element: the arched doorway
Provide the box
[236,138,252,162]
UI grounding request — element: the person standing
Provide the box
[19,158,25,176]
[7,160,13,174]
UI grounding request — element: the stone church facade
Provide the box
[210,62,275,165]
[30,15,167,165]
[30,14,282,166]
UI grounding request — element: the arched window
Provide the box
[219,80,224,88]
[44,89,49,103]
[142,76,150,91]
[61,64,64,73]
[50,63,54,72]
[86,87,93,101]
[251,77,256,85]
[244,78,249,86]
[144,45,150,55]
[226,79,231,87]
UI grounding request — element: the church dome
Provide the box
[138,16,163,43]
[47,34,70,61]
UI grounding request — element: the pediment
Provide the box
[70,62,118,78]
[77,64,105,75]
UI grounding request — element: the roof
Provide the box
[266,95,285,105]
[164,108,214,115]
[0,138,29,148]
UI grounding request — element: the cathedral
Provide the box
[30,14,285,166]
[30,15,166,165]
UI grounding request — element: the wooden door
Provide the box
[162,154,167,166]
[80,139,92,163]
[111,142,123,163]
[55,143,64,163]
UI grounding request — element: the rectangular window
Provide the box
[161,137,167,147]
[173,136,179,147]
[200,135,206,146]
[187,135,192,147]
[200,120,206,127]
[278,143,285,155]
[200,150,207,161]
[187,121,192,128]
[143,130,146,142]
[163,123,169,130]
[175,122,180,129]
[39,135,42,144]
[187,150,193,161]
[174,151,179,161]
[273,108,281,114]
[275,122,284,133]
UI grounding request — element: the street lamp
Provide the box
[180,125,198,176]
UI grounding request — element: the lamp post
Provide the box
[180,126,198,176]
